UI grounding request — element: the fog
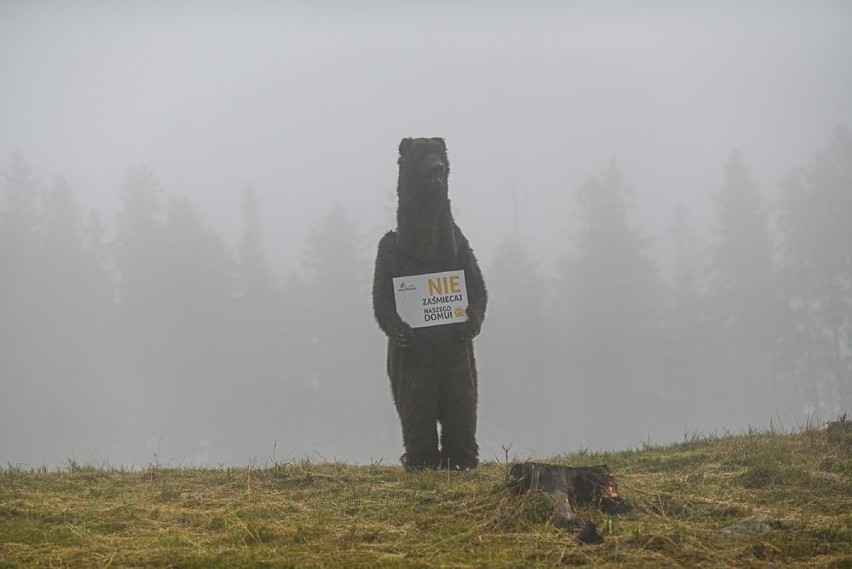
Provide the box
[1,1,850,468]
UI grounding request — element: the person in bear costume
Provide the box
[372,137,487,470]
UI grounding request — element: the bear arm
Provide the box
[372,233,410,338]
[462,242,487,327]
[457,239,486,338]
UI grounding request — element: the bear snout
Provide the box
[429,161,446,177]
[426,161,447,186]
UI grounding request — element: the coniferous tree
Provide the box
[301,202,391,459]
[778,126,852,416]
[557,162,661,446]
[162,195,240,453]
[80,210,112,307]
[229,185,290,454]
[303,202,366,389]
[0,153,41,304]
[40,176,115,447]
[160,195,235,353]
[238,184,277,299]
[272,269,318,454]
[112,164,170,433]
[479,229,552,453]
[114,166,167,316]
[114,167,239,456]
[712,152,775,321]
[41,176,96,376]
[659,204,715,427]
[708,151,781,426]
[42,176,111,336]
[0,160,114,462]
[0,154,44,461]
[671,203,703,304]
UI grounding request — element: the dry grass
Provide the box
[1,417,850,568]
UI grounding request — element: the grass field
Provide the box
[1,417,849,568]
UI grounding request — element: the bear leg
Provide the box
[394,349,441,470]
[438,344,479,469]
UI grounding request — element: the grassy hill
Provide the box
[1,417,849,568]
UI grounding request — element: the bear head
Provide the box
[397,137,450,202]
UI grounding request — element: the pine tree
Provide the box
[671,203,702,304]
[708,151,781,425]
[238,184,277,299]
[300,202,390,458]
[227,184,290,451]
[479,228,552,451]
[0,160,113,462]
[557,162,661,445]
[0,153,44,376]
[659,203,715,427]
[778,126,852,416]
[712,152,775,324]
[114,167,238,449]
[0,153,41,299]
[41,175,95,359]
[0,154,44,460]
[114,166,167,312]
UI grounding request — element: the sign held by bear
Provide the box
[393,270,469,328]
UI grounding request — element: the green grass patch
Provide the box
[1,418,849,567]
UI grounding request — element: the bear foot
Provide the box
[440,453,478,471]
[400,453,440,471]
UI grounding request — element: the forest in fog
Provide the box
[2,1,851,467]
[1,125,849,467]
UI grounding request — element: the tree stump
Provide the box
[506,462,629,543]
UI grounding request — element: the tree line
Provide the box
[1,126,849,465]
[479,127,850,453]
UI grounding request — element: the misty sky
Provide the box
[2,1,850,273]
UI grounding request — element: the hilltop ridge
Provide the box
[1,418,849,567]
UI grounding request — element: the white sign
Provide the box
[393,270,469,328]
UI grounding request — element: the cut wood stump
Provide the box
[506,462,629,544]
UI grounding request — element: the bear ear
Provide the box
[399,138,413,156]
[432,137,446,150]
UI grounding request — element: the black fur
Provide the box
[372,138,487,470]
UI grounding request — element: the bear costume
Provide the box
[372,137,487,470]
